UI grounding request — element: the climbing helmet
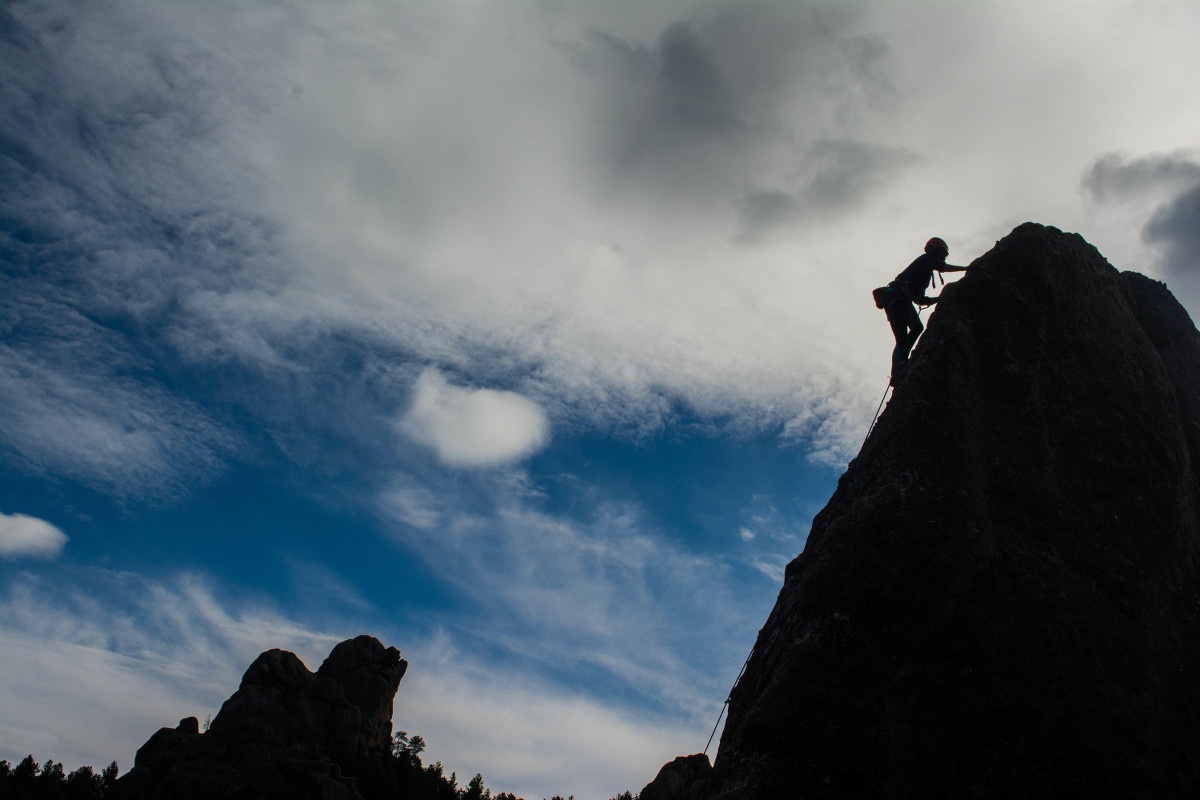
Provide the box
[925,236,949,255]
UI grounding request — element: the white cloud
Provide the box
[397,368,550,468]
[0,512,68,560]
[0,344,237,499]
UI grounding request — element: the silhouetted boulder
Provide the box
[701,223,1200,798]
[639,753,711,800]
[316,636,407,758]
[132,718,201,771]
[118,635,407,800]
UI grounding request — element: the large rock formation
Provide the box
[118,635,406,800]
[703,224,1200,798]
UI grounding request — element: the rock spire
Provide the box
[703,223,1200,798]
[118,635,406,800]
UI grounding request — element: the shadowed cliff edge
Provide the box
[675,222,1200,799]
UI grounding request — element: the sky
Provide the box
[2,1,1200,797]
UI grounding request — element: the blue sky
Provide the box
[3,2,1200,798]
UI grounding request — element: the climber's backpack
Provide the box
[872,285,894,309]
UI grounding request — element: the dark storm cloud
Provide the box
[1081,153,1200,280]
[655,20,741,132]
[575,21,741,172]
[1144,183,1200,278]
[570,3,897,201]
[739,139,914,240]
[1082,152,1200,203]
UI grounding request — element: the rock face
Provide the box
[704,224,1200,798]
[118,635,407,800]
[639,753,712,800]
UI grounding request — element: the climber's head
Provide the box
[925,236,949,257]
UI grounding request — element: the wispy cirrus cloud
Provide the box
[0,340,238,498]
[397,629,704,800]
[0,1,266,497]
[377,470,768,720]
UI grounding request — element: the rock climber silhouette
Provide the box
[882,236,967,383]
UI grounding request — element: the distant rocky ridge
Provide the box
[655,223,1200,798]
[118,635,406,800]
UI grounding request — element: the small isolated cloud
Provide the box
[397,368,549,468]
[739,527,756,542]
[0,512,68,559]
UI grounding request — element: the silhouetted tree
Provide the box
[461,772,490,800]
[0,754,117,800]
[15,755,40,781]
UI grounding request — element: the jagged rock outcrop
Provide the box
[639,753,712,800]
[701,224,1200,798]
[118,635,406,800]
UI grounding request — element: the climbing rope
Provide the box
[859,380,892,452]
[860,304,927,452]
[703,644,755,756]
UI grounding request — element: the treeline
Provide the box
[0,756,119,799]
[366,732,638,800]
[1,736,639,800]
